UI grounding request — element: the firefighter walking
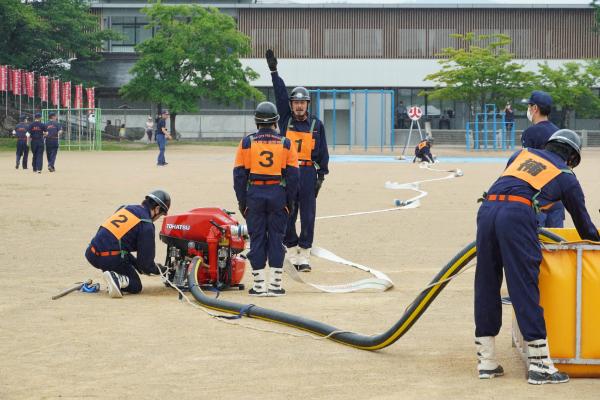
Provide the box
[266,49,329,272]
[12,115,29,169]
[234,101,299,296]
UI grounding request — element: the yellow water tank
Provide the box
[517,228,600,377]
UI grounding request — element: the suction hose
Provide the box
[187,229,564,351]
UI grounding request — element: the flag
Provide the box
[74,84,83,109]
[39,76,48,102]
[0,66,7,92]
[86,87,95,110]
[8,68,13,92]
[62,81,71,108]
[51,79,60,106]
[26,72,34,98]
[21,70,27,96]
[13,69,21,96]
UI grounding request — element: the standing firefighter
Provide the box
[155,110,171,166]
[85,190,171,298]
[45,112,62,172]
[520,91,563,228]
[28,113,46,174]
[12,115,29,170]
[413,136,435,163]
[475,130,599,384]
[266,49,329,272]
[233,101,299,296]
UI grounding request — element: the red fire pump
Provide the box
[159,208,247,291]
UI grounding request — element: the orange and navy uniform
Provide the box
[85,204,160,293]
[475,148,599,344]
[14,122,29,169]
[414,140,433,163]
[233,128,299,270]
[233,128,299,209]
[271,71,329,250]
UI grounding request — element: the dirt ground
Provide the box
[1,144,599,399]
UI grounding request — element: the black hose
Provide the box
[187,231,563,351]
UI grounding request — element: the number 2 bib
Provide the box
[101,208,141,240]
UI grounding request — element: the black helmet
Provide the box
[546,129,582,168]
[289,87,310,102]
[145,189,171,215]
[19,114,27,122]
[254,101,279,125]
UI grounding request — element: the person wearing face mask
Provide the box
[520,91,564,227]
[84,190,171,298]
[266,49,329,273]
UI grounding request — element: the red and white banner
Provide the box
[61,81,71,108]
[21,70,27,96]
[39,76,48,102]
[74,84,83,109]
[26,72,34,98]
[13,69,21,96]
[7,68,13,92]
[51,79,60,106]
[0,66,7,92]
[86,87,95,110]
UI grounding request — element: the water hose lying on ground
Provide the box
[187,229,563,350]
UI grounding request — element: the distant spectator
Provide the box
[504,103,514,133]
[145,116,154,142]
[104,120,112,134]
[119,124,126,138]
[396,101,408,129]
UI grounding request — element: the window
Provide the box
[109,16,154,53]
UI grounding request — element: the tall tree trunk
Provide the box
[170,113,177,140]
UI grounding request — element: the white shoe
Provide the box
[267,267,285,296]
[286,246,299,266]
[103,271,128,298]
[527,339,569,385]
[248,269,267,297]
[296,247,311,272]
[476,336,504,379]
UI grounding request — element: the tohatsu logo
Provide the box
[166,223,191,231]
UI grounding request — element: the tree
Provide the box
[0,0,119,78]
[120,2,264,135]
[535,61,600,128]
[423,33,535,117]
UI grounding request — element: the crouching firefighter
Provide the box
[85,190,171,298]
[475,130,599,384]
[233,101,299,297]
[414,136,434,163]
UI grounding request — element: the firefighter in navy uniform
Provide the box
[414,136,435,163]
[266,49,329,272]
[520,90,564,228]
[45,112,62,172]
[28,113,46,174]
[12,115,29,169]
[85,190,171,298]
[234,101,299,297]
[474,130,599,385]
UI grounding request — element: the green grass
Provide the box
[0,138,239,152]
